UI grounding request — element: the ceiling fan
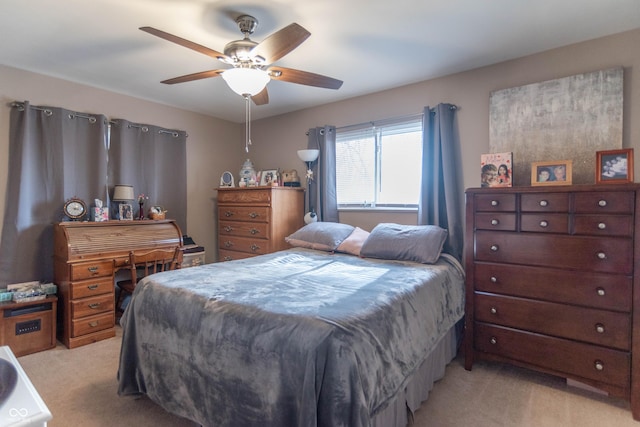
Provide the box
[140,15,343,105]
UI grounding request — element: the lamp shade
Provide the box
[297,149,320,163]
[112,185,134,201]
[222,68,270,96]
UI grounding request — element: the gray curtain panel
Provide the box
[109,119,187,233]
[418,103,463,261]
[0,102,108,285]
[307,126,338,222]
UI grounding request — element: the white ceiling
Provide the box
[1,0,638,123]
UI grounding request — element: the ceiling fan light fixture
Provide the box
[222,68,270,96]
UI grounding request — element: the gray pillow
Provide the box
[360,223,448,264]
[285,222,355,252]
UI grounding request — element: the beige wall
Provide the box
[0,28,638,267]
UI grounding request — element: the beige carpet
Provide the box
[13,327,639,427]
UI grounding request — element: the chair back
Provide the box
[127,247,183,284]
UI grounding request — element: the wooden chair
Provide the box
[115,247,183,315]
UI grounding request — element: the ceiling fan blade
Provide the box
[252,88,269,105]
[250,23,311,64]
[161,69,225,85]
[267,66,343,90]
[140,26,229,62]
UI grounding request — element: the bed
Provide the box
[117,223,465,427]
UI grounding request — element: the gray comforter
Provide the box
[118,248,465,427]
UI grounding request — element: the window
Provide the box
[336,115,423,209]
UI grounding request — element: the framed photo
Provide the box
[119,203,133,221]
[596,148,634,184]
[481,152,512,187]
[259,169,278,186]
[531,160,573,186]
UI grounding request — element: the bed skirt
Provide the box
[371,320,461,427]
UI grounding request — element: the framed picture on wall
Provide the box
[531,160,573,186]
[596,148,634,184]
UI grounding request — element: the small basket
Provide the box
[150,211,166,220]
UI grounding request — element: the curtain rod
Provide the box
[336,104,458,133]
[111,121,188,138]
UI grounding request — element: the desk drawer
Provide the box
[475,293,630,350]
[70,294,114,319]
[70,260,113,281]
[71,311,114,337]
[69,277,113,299]
[475,323,629,386]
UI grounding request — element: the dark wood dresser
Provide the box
[217,187,304,261]
[464,184,640,420]
[53,220,182,348]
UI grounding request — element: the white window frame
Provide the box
[335,114,423,210]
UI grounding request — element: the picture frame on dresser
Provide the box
[259,169,278,186]
[119,203,133,220]
[531,160,572,186]
[596,148,634,184]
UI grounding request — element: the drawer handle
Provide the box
[539,200,548,207]
[88,321,99,328]
[596,252,607,260]
[88,266,99,273]
[249,212,259,218]
[491,200,499,207]
[491,219,499,226]
[539,220,548,228]
[490,276,498,283]
[596,287,606,297]
[224,225,233,232]
[249,228,260,235]
[223,256,233,261]
[490,245,499,252]
[594,360,604,371]
[490,337,497,345]
[224,241,233,248]
[597,222,607,230]
[490,307,497,315]
[595,323,605,334]
[87,284,99,290]
[88,303,101,309]
[250,244,260,252]
[598,200,607,207]
[224,211,234,217]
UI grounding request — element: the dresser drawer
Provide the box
[70,293,114,319]
[219,220,270,239]
[475,293,630,350]
[475,213,516,231]
[219,236,271,255]
[573,215,633,237]
[474,193,516,212]
[218,206,270,223]
[520,213,569,233]
[69,260,113,281]
[218,249,259,262]
[574,191,634,214]
[69,277,114,299]
[71,311,114,337]
[475,323,630,387]
[475,231,633,274]
[218,188,273,204]
[521,193,569,212]
[474,263,632,312]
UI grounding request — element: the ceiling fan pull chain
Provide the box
[244,94,252,152]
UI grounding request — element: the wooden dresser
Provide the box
[53,220,182,348]
[217,187,304,261]
[464,184,640,420]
